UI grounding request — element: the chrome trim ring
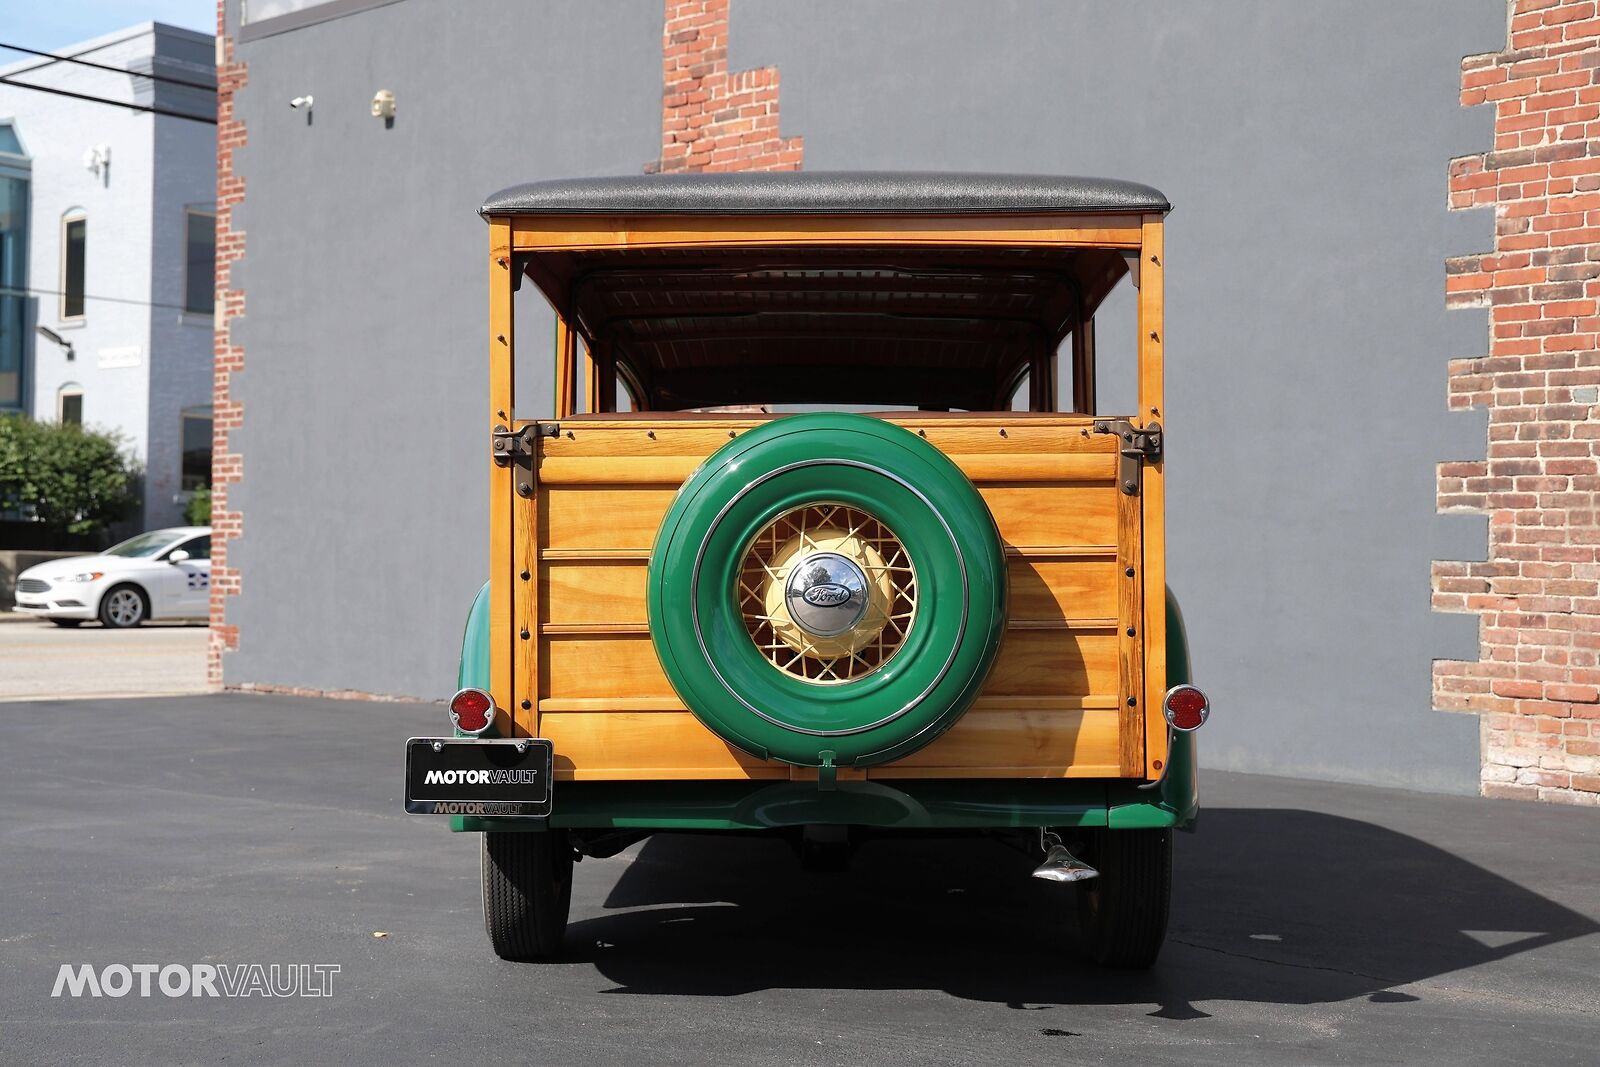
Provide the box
[1162,683,1210,732]
[691,458,968,738]
[448,686,498,737]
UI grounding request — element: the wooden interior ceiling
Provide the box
[523,245,1129,410]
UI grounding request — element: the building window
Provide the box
[61,214,86,320]
[184,210,215,315]
[0,122,29,411]
[182,406,213,491]
[58,386,82,425]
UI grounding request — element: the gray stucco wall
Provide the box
[730,0,1503,793]
[228,0,1504,793]
[224,0,661,695]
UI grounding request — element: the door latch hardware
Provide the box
[1093,419,1163,495]
[491,424,549,499]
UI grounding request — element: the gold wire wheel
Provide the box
[737,503,918,684]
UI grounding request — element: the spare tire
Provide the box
[648,413,1007,767]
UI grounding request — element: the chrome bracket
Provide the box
[1093,419,1163,495]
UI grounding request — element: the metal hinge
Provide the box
[1093,419,1163,495]
[491,423,555,498]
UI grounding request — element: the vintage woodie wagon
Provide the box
[404,172,1210,969]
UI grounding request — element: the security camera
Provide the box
[289,95,313,110]
[370,90,395,120]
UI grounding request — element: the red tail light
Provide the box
[1163,684,1209,732]
[449,687,495,735]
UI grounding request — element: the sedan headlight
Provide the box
[61,572,105,583]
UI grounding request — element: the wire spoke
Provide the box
[738,502,917,684]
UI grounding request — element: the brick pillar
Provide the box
[1436,0,1600,804]
[651,0,802,173]
[209,1,246,687]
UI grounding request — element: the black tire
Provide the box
[51,619,84,628]
[98,584,149,628]
[1075,828,1172,969]
[481,831,572,960]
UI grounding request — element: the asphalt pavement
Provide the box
[0,693,1595,1066]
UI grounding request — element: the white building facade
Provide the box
[0,23,217,530]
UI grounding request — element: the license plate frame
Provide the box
[404,737,553,817]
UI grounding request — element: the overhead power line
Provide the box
[0,41,216,92]
[0,75,216,125]
[1,285,207,315]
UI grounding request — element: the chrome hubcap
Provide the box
[783,552,869,637]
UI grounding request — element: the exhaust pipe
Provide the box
[1031,831,1098,883]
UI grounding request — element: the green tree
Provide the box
[0,415,140,536]
[184,484,211,526]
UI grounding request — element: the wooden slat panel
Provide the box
[543,611,1117,699]
[541,709,1123,781]
[1117,487,1144,775]
[869,708,1122,778]
[537,451,1116,486]
[510,213,1146,252]
[979,484,1118,549]
[957,454,1114,482]
[537,694,1121,714]
[1009,558,1119,622]
[487,222,518,736]
[535,416,1118,459]
[514,488,538,738]
[540,487,675,551]
[1139,215,1170,777]
[530,407,1145,780]
[985,628,1119,696]
[541,712,786,781]
[541,561,647,626]
[542,634,673,700]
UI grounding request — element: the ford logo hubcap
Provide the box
[784,552,869,637]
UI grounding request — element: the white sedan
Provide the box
[12,526,212,628]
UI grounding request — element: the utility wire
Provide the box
[1,285,207,315]
[0,41,217,92]
[0,75,215,125]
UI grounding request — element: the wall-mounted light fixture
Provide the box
[37,325,75,361]
[370,89,395,125]
[82,144,110,183]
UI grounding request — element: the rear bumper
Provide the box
[455,730,1197,833]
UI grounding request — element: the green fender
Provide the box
[1106,587,1199,831]
[456,580,492,692]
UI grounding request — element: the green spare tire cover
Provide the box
[647,413,1007,767]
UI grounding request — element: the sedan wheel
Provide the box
[99,586,148,628]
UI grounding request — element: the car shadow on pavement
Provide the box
[565,810,1597,1014]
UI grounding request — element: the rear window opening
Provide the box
[517,245,1141,417]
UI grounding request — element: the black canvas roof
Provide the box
[481,171,1169,217]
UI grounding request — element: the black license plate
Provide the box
[405,738,553,817]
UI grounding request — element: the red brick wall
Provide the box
[209,1,245,687]
[651,0,802,172]
[1437,0,1600,804]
